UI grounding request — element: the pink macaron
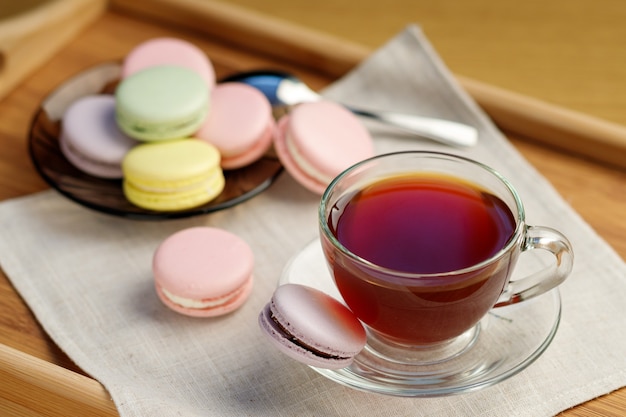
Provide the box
[60,94,138,178]
[258,283,367,370]
[121,37,216,88]
[274,101,375,194]
[196,82,275,169]
[153,227,254,317]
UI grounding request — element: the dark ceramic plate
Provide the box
[28,63,283,220]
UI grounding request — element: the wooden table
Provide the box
[1,1,625,415]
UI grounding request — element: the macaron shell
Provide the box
[196,83,275,169]
[157,275,253,318]
[122,139,220,186]
[259,284,366,369]
[274,101,374,194]
[153,227,255,317]
[60,95,137,178]
[115,66,209,141]
[122,139,224,211]
[258,304,352,370]
[274,117,325,194]
[123,170,224,211]
[218,122,274,170]
[121,37,216,88]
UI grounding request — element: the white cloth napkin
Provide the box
[1,25,625,417]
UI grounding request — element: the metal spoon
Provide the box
[221,69,478,147]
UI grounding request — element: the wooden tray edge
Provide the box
[2,1,626,415]
[0,0,107,101]
[0,343,116,416]
[110,0,626,169]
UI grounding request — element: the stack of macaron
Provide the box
[59,37,276,212]
[59,37,378,212]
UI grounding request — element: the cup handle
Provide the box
[495,225,574,307]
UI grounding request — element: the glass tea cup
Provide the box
[319,151,573,357]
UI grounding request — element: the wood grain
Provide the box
[227,0,626,129]
[111,0,626,170]
[0,0,107,100]
[0,10,327,416]
[0,344,116,416]
[0,2,624,416]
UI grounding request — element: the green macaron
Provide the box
[115,65,209,141]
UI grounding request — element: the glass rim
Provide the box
[318,151,526,280]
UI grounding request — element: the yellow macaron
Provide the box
[122,139,225,211]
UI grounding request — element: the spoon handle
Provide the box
[347,107,478,147]
[220,71,478,147]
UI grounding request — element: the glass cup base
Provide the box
[366,323,481,366]
[280,239,562,397]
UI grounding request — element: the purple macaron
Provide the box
[258,283,367,370]
[60,94,137,178]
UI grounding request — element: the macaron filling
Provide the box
[123,172,224,210]
[264,304,349,360]
[284,132,333,185]
[116,109,208,141]
[160,278,249,310]
[125,166,223,193]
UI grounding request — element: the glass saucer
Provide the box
[279,239,562,397]
[28,63,283,220]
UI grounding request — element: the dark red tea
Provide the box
[323,173,519,344]
[329,174,516,274]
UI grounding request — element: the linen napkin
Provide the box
[1,25,625,417]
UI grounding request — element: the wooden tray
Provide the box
[0,0,107,100]
[1,1,625,416]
